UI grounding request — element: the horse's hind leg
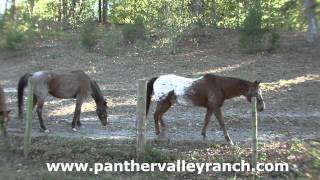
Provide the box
[159,99,172,129]
[33,95,37,109]
[72,96,83,131]
[154,98,172,135]
[36,99,48,132]
[214,108,233,145]
[201,108,214,139]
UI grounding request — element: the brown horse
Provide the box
[146,74,265,145]
[0,84,10,136]
[17,70,108,132]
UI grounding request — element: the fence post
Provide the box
[136,79,147,162]
[251,97,258,169]
[24,79,33,158]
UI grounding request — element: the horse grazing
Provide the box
[17,70,108,132]
[0,84,10,136]
[146,74,265,145]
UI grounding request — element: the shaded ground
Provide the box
[0,29,319,179]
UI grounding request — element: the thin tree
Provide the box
[62,0,68,28]
[3,0,8,19]
[304,0,318,42]
[11,0,16,19]
[98,0,102,22]
[102,0,108,24]
[27,0,35,16]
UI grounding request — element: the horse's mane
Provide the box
[0,84,6,111]
[90,80,104,105]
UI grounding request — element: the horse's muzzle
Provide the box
[101,125,107,129]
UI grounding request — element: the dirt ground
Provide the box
[1,29,319,142]
[0,29,319,179]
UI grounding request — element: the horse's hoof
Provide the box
[72,128,77,132]
[44,129,50,133]
[229,140,234,146]
[202,136,207,141]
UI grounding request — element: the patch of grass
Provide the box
[230,144,242,162]
[144,145,178,163]
[287,139,320,178]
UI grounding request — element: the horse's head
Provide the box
[246,80,265,112]
[96,100,108,126]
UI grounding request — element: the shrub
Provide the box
[103,25,124,55]
[240,7,263,50]
[240,7,280,52]
[121,23,146,44]
[0,21,34,51]
[80,20,99,50]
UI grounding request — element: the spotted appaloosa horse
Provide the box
[0,84,10,136]
[17,70,108,132]
[146,74,265,145]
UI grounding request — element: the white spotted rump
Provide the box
[33,71,45,77]
[153,74,202,106]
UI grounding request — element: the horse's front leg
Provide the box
[201,108,213,139]
[36,100,48,133]
[72,97,83,131]
[214,108,233,145]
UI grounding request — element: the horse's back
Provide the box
[51,70,91,98]
[153,74,201,102]
[31,70,92,99]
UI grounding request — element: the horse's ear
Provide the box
[253,80,261,85]
[256,80,261,85]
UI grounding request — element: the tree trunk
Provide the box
[102,0,108,24]
[304,0,318,43]
[62,0,68,28]
[3,0,8,19]
[70,0,76,21]
[212,0,217,27]
[58,0,62,22]
[28,0,35,16]
[12,0,16,19]
[133,0,136,21]
[98,0,102,22]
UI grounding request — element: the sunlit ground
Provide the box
[261,74,320,92]
[194,60,256,75]
[48,96,136,116]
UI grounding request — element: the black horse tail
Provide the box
[146,77,158,115]
[17,73,32,118]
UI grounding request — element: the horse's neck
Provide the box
[222,79,250,99]
[90,81,104,106]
